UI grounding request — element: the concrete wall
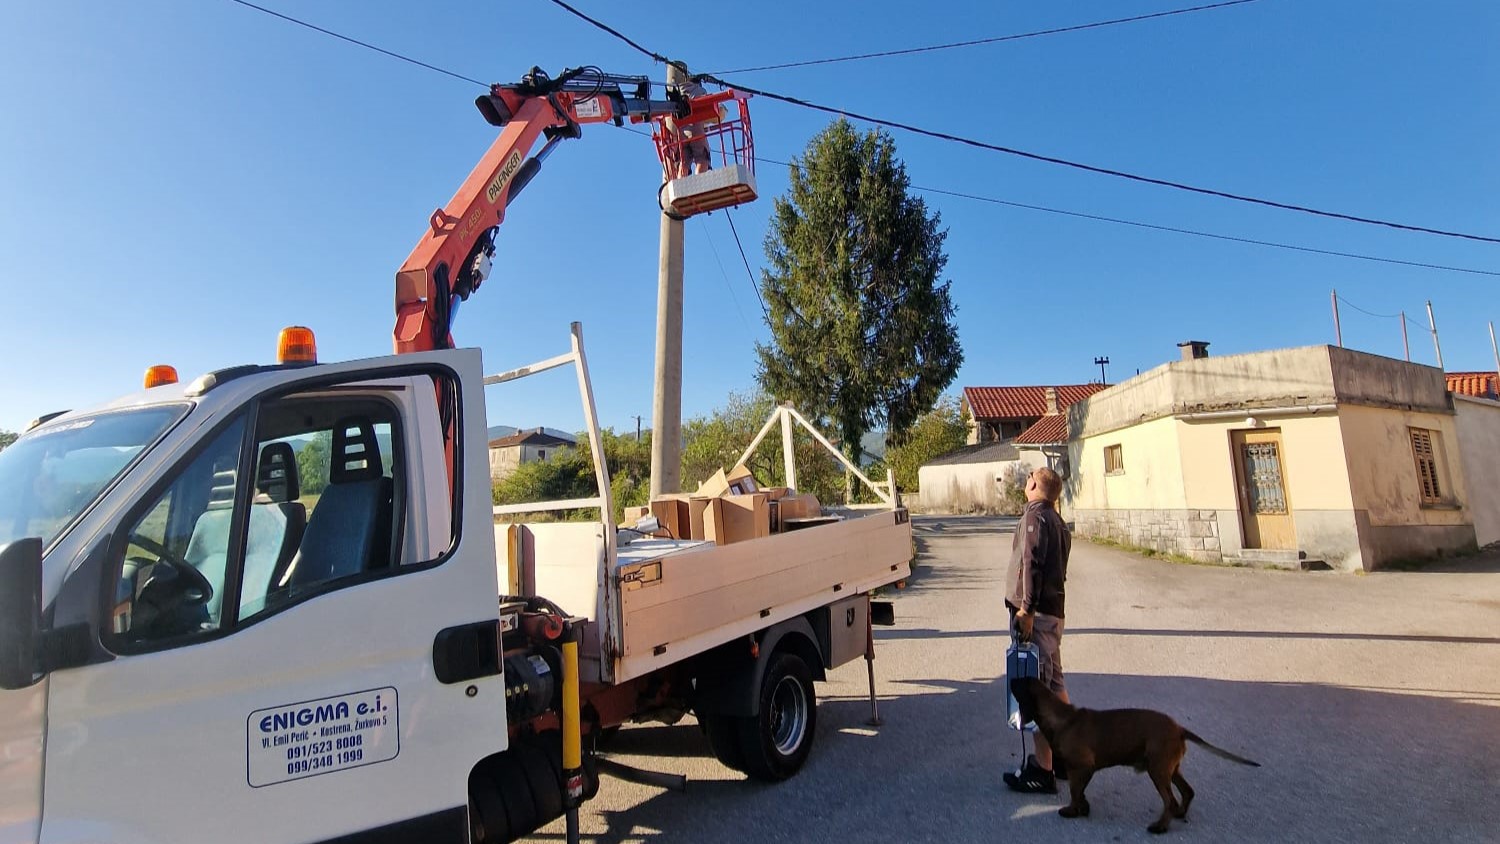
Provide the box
[1176,411,1362,568]
[917,453,1046,514]
[1328,346,1450,412]
[1070,345,1343,439]
[1453,396,1500,546]
[1069,415,1187,511]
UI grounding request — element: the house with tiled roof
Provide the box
[914,383,1105,513]
[488,427,577,481]
[962,384,1109,445]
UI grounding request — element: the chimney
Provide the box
[1178,340,1210,361]
[1044,386,1059,415]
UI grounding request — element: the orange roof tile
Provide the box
[1013,414,1069,445]
[1446,371,1499,399]
[963,384,1108,420]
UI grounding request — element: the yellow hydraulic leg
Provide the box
[562,625,583,844]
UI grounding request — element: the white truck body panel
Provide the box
[0,681,44,844]
[29,350,508,844]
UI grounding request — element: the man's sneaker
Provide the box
[1003,756,1056,794]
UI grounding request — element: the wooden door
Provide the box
[1232,429,1295,550]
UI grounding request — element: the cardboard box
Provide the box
[726,464,760,495]
[777,493,822,523]
[696,464,762,498]
[686,497,713,540]
[650,496,693,540]
[702,493,769,545]
[761,486,792,501]
[695,468,730,498]
[622,505,651,525]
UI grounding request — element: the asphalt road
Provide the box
[526,515,1500,843]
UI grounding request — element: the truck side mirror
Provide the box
[0,538,43,690]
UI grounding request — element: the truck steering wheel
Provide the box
[126,535,216,637]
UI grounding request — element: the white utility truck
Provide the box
[0,65,912,844]
[0,322,913,843]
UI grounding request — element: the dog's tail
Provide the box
[1183,730,1261,767]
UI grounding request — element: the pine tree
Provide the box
[756,119,963,463]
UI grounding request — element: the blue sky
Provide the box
[3,1,1497,436]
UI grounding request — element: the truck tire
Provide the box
[735,651,817,781]
[469,735,567,842]
[699,711,748,772]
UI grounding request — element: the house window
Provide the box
[537,449,546,460]
[1409,428,1445,505]
[1104,444,1124,475]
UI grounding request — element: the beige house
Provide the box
[1064,343,1492,572]
[488,428,575,482]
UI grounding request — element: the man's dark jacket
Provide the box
[1005,499,1071,618]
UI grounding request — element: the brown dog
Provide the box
[1010,677,1260,834]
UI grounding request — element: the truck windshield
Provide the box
[0,406,186,548]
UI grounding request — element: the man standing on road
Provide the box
[1003,466,1072,794]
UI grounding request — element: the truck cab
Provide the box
[0,348,506,844]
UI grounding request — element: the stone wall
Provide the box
[1072,508,1223,563]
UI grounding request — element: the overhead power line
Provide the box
[225,0,1500,273]
[226,0,486,86]
[724,211,769,317]
[1336,295,1401,320]
[710,0,1262,75]
[546,0,1500,246]
[614,127,1500,278]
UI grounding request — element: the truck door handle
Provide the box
[432,621,502,685]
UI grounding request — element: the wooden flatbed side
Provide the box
[613,510,912,682]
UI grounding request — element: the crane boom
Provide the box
[393,67,685,354]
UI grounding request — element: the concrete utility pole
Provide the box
[1426,300,1444,370]
[650,62,689,497]
[1094,356,1110,385]
[1401,311,1410,362]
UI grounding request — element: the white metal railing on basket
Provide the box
[735,403,899,509]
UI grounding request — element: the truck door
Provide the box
[40,354,505,844]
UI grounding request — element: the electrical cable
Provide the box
[224,1,1500,267]
[617,126,1500,278]
[724,211,769,317]
[1335,296,1401,320]
[226,0,487,87]
[699,218,755,332]
[709,0,1262,75]
[545,0,1500,245]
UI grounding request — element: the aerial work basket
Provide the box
[650,88,757,218]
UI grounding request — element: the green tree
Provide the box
[757,118,963,465]
[0,430,16,452]
[493,429,653,522]
[295,433,331,498]
[882,396,969,492]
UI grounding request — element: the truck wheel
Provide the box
[699,711,747,772]
[736,652,817,781]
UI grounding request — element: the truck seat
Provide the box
[242,442,306,615]
[276,416,393,592]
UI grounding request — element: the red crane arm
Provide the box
[393,67,684,354]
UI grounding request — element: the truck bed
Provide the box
[500,508,912,684]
